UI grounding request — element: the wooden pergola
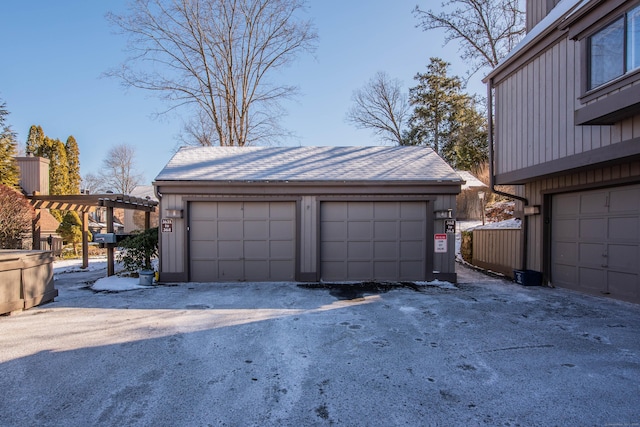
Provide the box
[28,194,158,276]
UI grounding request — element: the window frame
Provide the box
[583,3,640,97]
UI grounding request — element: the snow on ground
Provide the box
[53,257,150,292]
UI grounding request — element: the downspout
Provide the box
[487,78,530,271]
[154,184,163,282]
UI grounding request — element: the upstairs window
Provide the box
[589,5,640,90]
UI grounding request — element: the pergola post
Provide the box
[106,205,115,277]
[82,211,89,269]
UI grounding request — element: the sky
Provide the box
[2,1,487,186]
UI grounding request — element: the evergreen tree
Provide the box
[26,125,45,156]
[57,211,83,255]
[48,138,70,196]
[404,57,488,170]
[0,101,20,187]
[404,58,465,155]
[65,136,81,194]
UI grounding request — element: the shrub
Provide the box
[0,184,35,249]
[117,227,158,272]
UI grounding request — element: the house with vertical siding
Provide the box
[153,146,462,283]
[484,0,640,303]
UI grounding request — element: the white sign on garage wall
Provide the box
[434,233,447,253]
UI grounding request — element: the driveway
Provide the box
[1,264,639,426]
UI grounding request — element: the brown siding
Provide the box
[524,161,640,271]
[493,34,640,178]
[472,229,523,277]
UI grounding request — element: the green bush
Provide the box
[117,227,158,272]
[461,230,473,263]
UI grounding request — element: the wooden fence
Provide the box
[472,228,522,278]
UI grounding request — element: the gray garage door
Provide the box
[320,201,427,281]
[189,201,296,282]
[552,184,640,303]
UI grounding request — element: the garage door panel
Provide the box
[270,240,294,258]
[554,194,580,214]
[374,222,397,239]
[219,240,243,258]
[401,241,424,258]
[552,184,639,303]
[244,240,267,258]
[244,221,268,239]
[189,201,296,281]
[270,261,295,280]
[348,203,373,218]
[321,241,346,259]
[579,267,606,292]
[374,203,398,219]
[374,241,396,259]
[191,261,218,282]
[243,203,268,218]
[320,201,427,281]
[401,221,424,239]
[348,262,372,279]
[270,220,294,239]
[401,261,424,278]
[349,241,371,258]
[609,217,638,240]
[579,243,605,266]
[218,221,243,239]
[579,218,606,239]
[608,271,639,300]
[580,192,608,214]
[608,244,638,270]
[609,187,640,212]
[552,264,576,286]
[217,202,243,217]
[269,202,295,218]
[322,222,346,240]
[348,221,370,238]
[374,262,398,279]
[554,219,577,239]
[218,260,244,279]
[554,242,577,264]
[191,241,217,258]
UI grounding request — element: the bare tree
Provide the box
[346,72,409,145]
[414,0,525,76]
[100,144,144,194]
[107,0,317,147]
[81,172,106,194]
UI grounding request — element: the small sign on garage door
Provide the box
[434,233,447,253]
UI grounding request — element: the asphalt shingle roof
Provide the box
[155,146,462,183]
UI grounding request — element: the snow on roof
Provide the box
[485,0,590,81]
[155,146,463,183]
[129,185,157,201]
[456,171,487,190]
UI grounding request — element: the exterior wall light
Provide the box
[165,209,183,218]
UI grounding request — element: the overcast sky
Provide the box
[1,1,487,185]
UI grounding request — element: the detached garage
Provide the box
[153,146,463,283]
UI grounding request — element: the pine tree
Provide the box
[404,57,488,170]
[0,101,20,187]
[65,136,81,194]
[57,211,83,255]
[26,125,45,156]
[48,138,70,196]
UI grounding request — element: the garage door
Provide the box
[552,184,640,303]
[189,201,296,282]
[320,201,427,281]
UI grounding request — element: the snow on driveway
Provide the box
[1,258,639,426]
